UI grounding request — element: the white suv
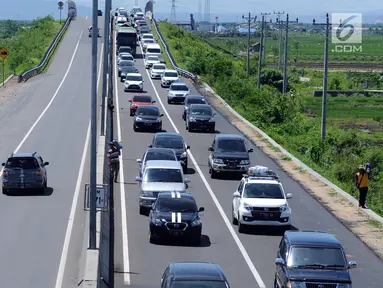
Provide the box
[161,69,179,87]
[231,166,292,233]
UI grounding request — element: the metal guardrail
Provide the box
[18,16,72,83]
[151,18,198,82]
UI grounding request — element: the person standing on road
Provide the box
[108,140,122,183]
[355,164,370,209]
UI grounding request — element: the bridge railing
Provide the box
[18,15,72,83]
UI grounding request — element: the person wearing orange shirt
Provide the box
[355,164,370,209]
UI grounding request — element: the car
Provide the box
[142,38,155,52]
[116,45,132,56]
[274,230,357,288]
[124,73,144,92]
[135,160,191,215]
[167,82,191,104]
[149,192,205,245]
[185,104,215,132]
[232,166,293,232]
[120,66,139,82]
[136,148,178,177]
[118,60,135,77]
[144,55,160,69]
[133,105,164,132]
[182,95,206,120]
[2,152,49,195]
[118,53,134,64]
[208,134,253,178]
[88,27,100,37]
[150,63,166,79]
[149,133,190,173]
[160,262,230,287]
[128,95,155,116]
[97,9,102,16]
[161,69,179,87]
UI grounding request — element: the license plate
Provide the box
[258,213,273,218]
[228,165,237,169]
[144,123,152,126]
[170,231,182,236]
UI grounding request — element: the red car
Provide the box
[129,95,155,116]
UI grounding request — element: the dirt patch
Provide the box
[0,77,24,106]
[330,120,383,133]
[192,79,383,260]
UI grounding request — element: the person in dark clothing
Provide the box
[108,140,121,183]
[355,164,370,209]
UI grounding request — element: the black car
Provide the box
[133,106,164,132]
[186,104,215,133]
[274,230,357,288]
[208,134,253,178]
[160,262,230,287]
[97,10,102,16]
[120,66,138,82]
[2,152,49,195]
[149,192,204,245]
[149,133,190,173]
[118,60,135,77]
[182,95,206,120]
[137,148,178,177]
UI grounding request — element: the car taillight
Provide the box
[36,170,41,176]
[3,171,8,177]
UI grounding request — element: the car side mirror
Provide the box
[213,112,216,116]
[208,147,214,151]
[286,193,293,199]
[248,148,254,152]
[184,178,191,183]
[233,191,240,198]
[166,89,169,91]
[152,100,156,103]
[136,159,142,164]
[198,207,205,212]
[1,163,5,166]
[275,258,285,266]
[151,203,155,209]
[128,99,132,102]
[160,114,164,117]
[142,80,145,82]
[148,144,153,148]
[348,261,357,269]
[135,176,142,182]
[43,162,49,166]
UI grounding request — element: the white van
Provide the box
[145,43,161,59]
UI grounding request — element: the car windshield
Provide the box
[133,96,151,102]
[120,49,131,53]
[145,152,176,162]
[190,106,212,116]
[126,75,142,81]
[170,281,228,288]
[5,157,39,169]
[287,247,346,268]
[153,65,166,70]
[154,137,185,149]
[164,72,178,77]
[121,55,133,61]
[243,183,284,199]
[122,67,136,73]
[155,197,197,212]
[171,85,188,91]
[144,168,183,183]
[147,56,159,61]
[136,107,159,116]
[147,48,160,53]
[120,61,134,66]
[216,139,246,152]
[186,97,205,105]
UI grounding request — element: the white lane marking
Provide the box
[0,31,84,177]
[141,46,266,288]
[172,212,176,222]
[114,32,131,285]
[54,41,104,288]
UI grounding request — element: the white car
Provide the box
[142,38,155,52]
[118,53,134,64]
[141,33,155,42]
[167,82,191,104]
[124,73,144,92]
[150,63,166,79]
[161,69,179,88]
[144,55,160,69]
[231,166,293,233]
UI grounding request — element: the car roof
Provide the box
[8,152,39,158]
[215,134,244,140]
[189,104,211,109]
[121,54,133,57]
[155,132,183,139]
[158,192,195,200]
[152,63,166,67]
[136,105,158,110]
[126,73,142,76]
[284,231,342,247]
[169,262,227,281]
[146,147,176,154]
[145,160,182,169]
[147,43,160,47]
[171,82,187,86]
[245,179,280,185]
[142,33,153,36]
[164,69,178,73]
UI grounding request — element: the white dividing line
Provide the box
[140,46,267,288]
[113,31,131,285]
[54,42,104,287]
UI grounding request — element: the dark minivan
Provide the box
[274,230,357,288]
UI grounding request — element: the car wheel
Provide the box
[161,83,164,87]
[2,187,8,195]
[167,99,171,104]
[44,179,48,188]
[139,206,146,215]
[133,125,137,132]
[130,111,134,116]
[210,168,217,179]
[149,233,156,244]
[185,122,189,131]
[232,206,238,225]
[182,113,185,120]
[120,78,123,82]
[238,222,246,233]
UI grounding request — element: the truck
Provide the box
[116,26,137,57]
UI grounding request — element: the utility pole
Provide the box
[257,15,265,88]
[242,12,256,76]
[89,0,98,249]
[260,13,271,64]
[274,11,285,70]
[101,0,111,136]
[282,14,298,93]
[313,14,330,140]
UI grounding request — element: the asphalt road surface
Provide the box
[0,17,104,288]
[113,42,383,287]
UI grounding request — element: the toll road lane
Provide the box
[0,17,104,288]
[113,50,264,287]
[140,48,383,286]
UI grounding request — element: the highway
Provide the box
[113,40,383,286]
[0,17,104,288]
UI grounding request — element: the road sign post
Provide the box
[58,1,64,23]
[0,48,9,87]
[84,183,109,211]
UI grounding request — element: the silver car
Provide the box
[167,82,191,104]
[135,160,191,215]
[136,148,178,177]
[150,63,166,79]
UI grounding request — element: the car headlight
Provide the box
[241,202,251,211]
[189,117,196,122]
[151,218,162,226]
[143,191,154,197]
[191,218,201,227]
[286,282,306,288]
[135,117,143,121]
[337,284,351,288]
[280,203,289,212]
[240,160,250,165]
[213,158,223,164]
[131,103,136,107]
[168,93,175,97]
[156,117,161,122]
[208,117,215,122]
[180,151,187,158]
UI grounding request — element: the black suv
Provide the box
[208,134,253,178]
[2,152,49,194]
[160,262,230,287]
[274,230,357,288]
[182,95,206,120]
[185,104,216,133]
[149,192,204,245]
